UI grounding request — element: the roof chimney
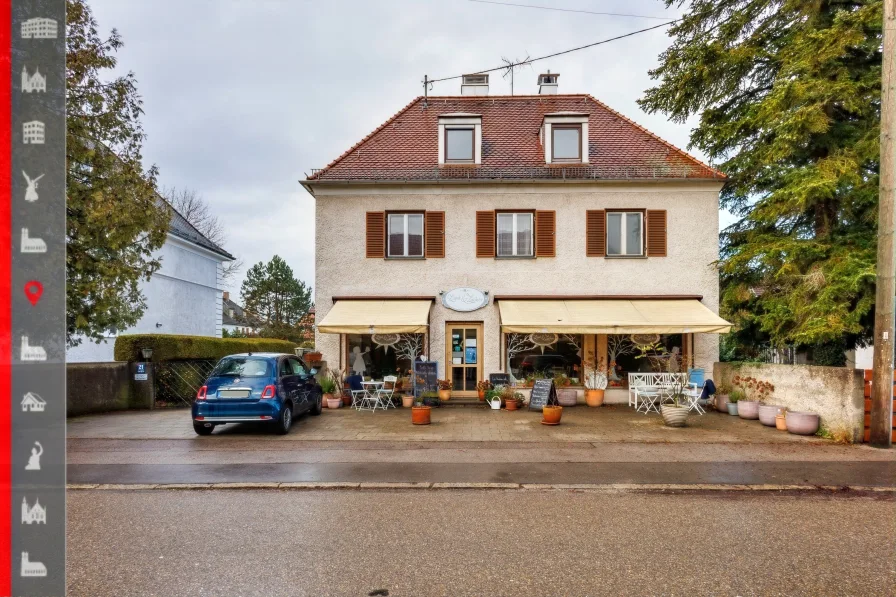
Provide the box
[538,71,559,95]
[461,73,489,96]
[223,291,230,301]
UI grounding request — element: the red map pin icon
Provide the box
[24,281,43,306]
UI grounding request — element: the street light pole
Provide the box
[871,0,896,448]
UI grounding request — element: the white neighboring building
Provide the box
[222,292,261,336]
[66,205,235,363]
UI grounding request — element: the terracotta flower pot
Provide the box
[401,395,414,408]
[438,389,451,402]
[775,414,787,431]
[557,389,577,407]
[715,394,729,413]
[661,405,688,428]
[342,394,352,407]
[304,352,322,363]
[786,411,819,436]
[737,400,760,419]
[758,404,783,427]
[321,393,330,408]
[411,405,431,425]
[478,389,485,401]
[326,397,341,409]
[585,389,605,407]
[542,405,563,425]
[505,400,519,411]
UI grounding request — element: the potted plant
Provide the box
[660,378,689,427]
[437,379,452,402]
[477,380,492,401]
[485,387,502,410]
[758,403,784,427]
[320,375,340,409]
[421,391,441,407]
[554,374,577,406]
[506,390,525,411]
[785,411,820,435]
[401,392,415,408]
[542,404,563,425]
[733,375,773,420]
[411,392,432,425]
[727,389,743,416]
[714,383,731,413]
[584,358,608,407]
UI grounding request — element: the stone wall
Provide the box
[714,362,865,441]
[67,362,149,417]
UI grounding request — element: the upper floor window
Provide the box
[388,213,424,257]
[445,128,475,163]
[607,211,643,256]
[552,125,582,162]
[497,212,533,257]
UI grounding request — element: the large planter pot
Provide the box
[438,389,451,402]
[661,405,689,428]
[542,405,563,425]
[737,400,760,419]
[326,397,341,409]
[715,394,729,413]
[786,411,819,436]
[758,404,783,427]
[411,406,431,425]
[557,389,577,407]
[401,395,414,408]
[585,389,605,407]
[727,402,739,416]
[505,400,519,411]
[775,414,787,431]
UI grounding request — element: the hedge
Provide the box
[114,334,299,362]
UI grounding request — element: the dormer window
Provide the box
[542,113,589,165]
[438,114,482,165]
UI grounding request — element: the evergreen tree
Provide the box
[66,0,169,346]
[639,0,882,349]
[240,256,312,341]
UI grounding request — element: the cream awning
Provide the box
[316,300,431,334]
[498,299,731,334]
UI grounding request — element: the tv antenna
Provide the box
[501,54,531,96]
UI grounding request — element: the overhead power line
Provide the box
[425,19,677,87]
[468,0,672,21]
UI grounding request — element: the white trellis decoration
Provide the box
[505,333,536,383]
[607,334,637,383]
[371,333,401,354]
[529,332,558,354]
[393,334,424,363]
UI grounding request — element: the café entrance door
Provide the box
[445,322,482,398]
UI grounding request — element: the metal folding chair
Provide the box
[377,375,397,409]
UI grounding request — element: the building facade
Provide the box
[303,85,729,401]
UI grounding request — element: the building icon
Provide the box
[21,17,57,39]
[21,392,46,413]
[22,66,46,93]
[21,498,46,524]
[20,552,47,577]
[23,121,45,144]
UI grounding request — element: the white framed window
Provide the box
[551,125,582,161]
[445,128,475,162]
[496,212,534,257]
[388,213,424,257]
[606,212,643,256]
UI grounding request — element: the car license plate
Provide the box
[217,389,251,399]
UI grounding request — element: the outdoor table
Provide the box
[361,381,385,409]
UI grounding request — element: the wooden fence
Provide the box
[863,370,896,442]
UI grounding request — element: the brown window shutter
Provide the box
[475,211,495,258]
[646,210,667,257]
[535,210,556,257]
[424,211,445,258]
[586,210,606,257]
[365,211,385,258]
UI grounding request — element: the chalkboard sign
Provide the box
[413,361,438,397]
[489,373,511,388]
[528,379,558,411]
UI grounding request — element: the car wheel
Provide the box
[193,422,214,436]
[275,404,293,435]
[310,390,323,416]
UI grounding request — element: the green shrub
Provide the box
[728,389,746,403]
[114,334,299,362]
[812,340,847,367]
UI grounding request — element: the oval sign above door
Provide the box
[441,287,489,312]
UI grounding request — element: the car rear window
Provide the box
[211,358,272,378]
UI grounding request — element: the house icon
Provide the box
[21,392,45,413]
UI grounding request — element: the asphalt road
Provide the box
[67,488,896,597]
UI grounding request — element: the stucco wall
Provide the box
[714,362,865,441]
[314,182,723,380]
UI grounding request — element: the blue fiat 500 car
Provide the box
[192,353,322,436]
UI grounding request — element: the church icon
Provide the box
[21,228,47,254]
[21,497,46,524]
[21,337,47,362]
[22,66,46,93]
[21,392,46,413]
[20,552,47,578]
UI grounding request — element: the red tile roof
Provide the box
[307,95,724,182]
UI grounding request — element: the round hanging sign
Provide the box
[441,288,489,312]
[529,332,559,353]
[371,333,401,353]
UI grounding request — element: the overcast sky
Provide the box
[89,0,716,298]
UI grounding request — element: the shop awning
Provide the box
[497,299,731,334]
[316,300,431,334]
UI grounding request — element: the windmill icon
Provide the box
[22,171,43,202]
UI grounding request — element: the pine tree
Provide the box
[639,0,882,350]
[240,256,313,342]
[66,0,169,346]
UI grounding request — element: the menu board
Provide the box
[489,373,510,388]
[413,361,438,397]
[528,379,558,411]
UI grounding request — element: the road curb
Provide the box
[67,482,896,493]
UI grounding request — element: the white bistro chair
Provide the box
[377,375,397,409]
